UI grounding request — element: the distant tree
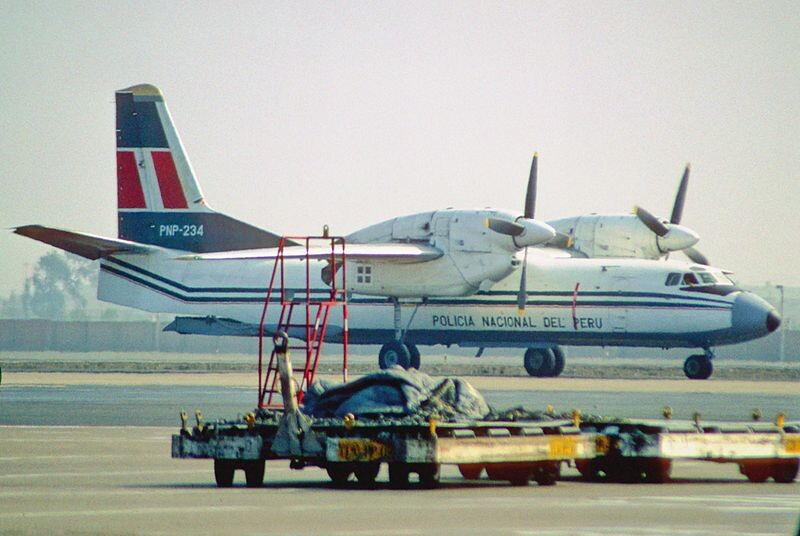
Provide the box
[27,252,95,319]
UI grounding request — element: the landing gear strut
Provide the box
[378,299,422,370]
[683,351,713,380]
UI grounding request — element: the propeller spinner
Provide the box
[633,164,708,263]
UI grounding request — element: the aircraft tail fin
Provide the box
[115,84,285,252]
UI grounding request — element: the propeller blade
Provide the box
[684,246,709,265]
[517,247,528,314]
[634,206,670,237]
[670,164,690,224]
[485,217,525,236]
[524,153,537,219]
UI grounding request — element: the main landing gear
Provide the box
[378,299,422,370]
[523,347,565,377]
[378,341,421,370]
[683,350,714,380]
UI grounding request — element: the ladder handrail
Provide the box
[257,236,349,409]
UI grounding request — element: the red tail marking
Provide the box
[117,151,146,209]
[151,151,188,209]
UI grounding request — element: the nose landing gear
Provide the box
[683,350,714,380]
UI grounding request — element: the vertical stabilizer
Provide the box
[115,84,284,252]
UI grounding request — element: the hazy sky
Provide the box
[2,1,799,295]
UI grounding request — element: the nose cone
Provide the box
[657,224,700,252]
[731,292,781,340]
[767,310,782,333]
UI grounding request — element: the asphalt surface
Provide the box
[1,373,799,535]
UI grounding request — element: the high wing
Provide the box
[13,225,158,260]
[177,243,443,264]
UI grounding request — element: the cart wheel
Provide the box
[458,464,484,480]
[214,459,235,488]
[354,462,381,486]
[486,464,530,486]
[642,458,671,484]
[533,462,560,486]
[771,460,799,483]
[388,463,410,489]
[326,462,353,486]
[244,460,265,488]
[417,463,440,489]
[740,462,770,483]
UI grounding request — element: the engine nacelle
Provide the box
[338,208,545,297]
[548,214,698,259]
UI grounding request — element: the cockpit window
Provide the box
[665,273,681,286]
[683,273,699,286]
[698,272,716,284]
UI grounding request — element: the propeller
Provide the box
[633,164,707,263]
[518,153,537,313]
[483,153,554,313]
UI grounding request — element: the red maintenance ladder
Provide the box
[257,235,349,409]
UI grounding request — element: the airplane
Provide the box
[14,84,781,380]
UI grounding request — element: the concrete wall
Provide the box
[0,320,256,353]
[0,319,796,361]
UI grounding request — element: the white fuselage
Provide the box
[98,247,772,350]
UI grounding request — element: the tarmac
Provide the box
[1,371,799,534]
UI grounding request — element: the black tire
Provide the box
[740,462,770,483]
[486,464,530,486]
[575,459,601,481]
[354,462,381,486]
[214,459,235,488]
[771,460,799,483]
[683,354,712,380]
[417,463,440,489]
[458,464,484,480]
[326,462,353,486]
[406,343,421,370]
[523,348,555,377]
[379,342,411,369]
[641,458,671,484]
[551,347,566,377]
[388,463,410,489]
[244,460,265,488]
[532,462,560,486]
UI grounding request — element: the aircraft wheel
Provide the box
[523,348,555,377]
[551,347,566,377]
[683,354,713,380]
[406,343,421,370]
[214,459,235,488]
[379,342,411,369]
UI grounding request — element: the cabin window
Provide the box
[683,273,699,286]
[665,273,681,286]
[356,265,372,284]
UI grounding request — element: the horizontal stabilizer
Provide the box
[177,243,443,264]
[14,225,156,260]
